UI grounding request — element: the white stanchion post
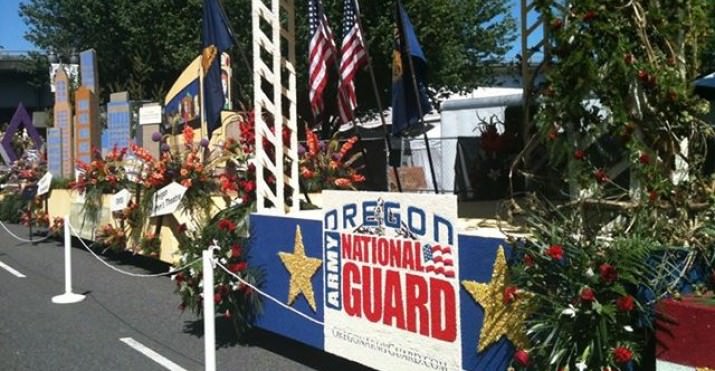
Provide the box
[52,215,85,304]
[202,248,216,371]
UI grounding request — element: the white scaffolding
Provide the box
[252,0,299,213]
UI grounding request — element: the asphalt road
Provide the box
[0,222,371,371]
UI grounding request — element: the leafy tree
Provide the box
[20,0,515,122]
[701,1,715,74]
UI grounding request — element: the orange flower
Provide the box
[180,168,189,177]
[182,124,194,145]
[334,178,352,188]
[339,136,358,158]
[351,173,365,183]
[306,126,319,156]
[301,167,315,179]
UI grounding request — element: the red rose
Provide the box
[638,70,649,82]
[243,180,256,193]
[550,18,563,31]
[545,244,564,261]
[513,349,529,366]
[229,262,248,273]
[580,287,596,303]
[616,295,635,312]
[648,190,658,202]
[582,10,597,22]
[523,254,534,267]
[213,292,223,304]
[231,244,242,258]
[574,149,586,160]
[503,286,518,304]
[594,168,609,183]
[599,263,618,284]
[217,219,236,232]
[612,346,633,364]
[639,153,650,165]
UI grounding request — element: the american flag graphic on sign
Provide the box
[423,244,455,278]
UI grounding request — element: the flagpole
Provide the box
[353,0,403,193]
[397,0,439,194]
[318,0,371,188]
[199,62,208,161]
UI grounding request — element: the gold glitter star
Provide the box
[462,246,531,352]
[278,225,322,312]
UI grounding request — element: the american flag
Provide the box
[337,0,368,124]
[423,244,455,278]
[308,0,337,118]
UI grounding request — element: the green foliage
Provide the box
[174,209,263,337]
[699,1,715,74]
[20,0,515,119]
[506,0,715,369]
[509,198,659,369]
[0,193,26,223]
[50,177,72,189]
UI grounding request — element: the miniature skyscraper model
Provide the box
[74,49,101,165]
[102,92,131,155]
[79,49,99,93]
[53,67,74,178]
[47,128,63,177]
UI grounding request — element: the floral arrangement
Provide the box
[71,146,128,224]
[173,214,263,337]
[95,223,127,252]
[48,217,64,238]
[137,124,248,224]
[506,199,657,369]
[299,127,365,192]
[139,232,161,257]
[501,0,715,369]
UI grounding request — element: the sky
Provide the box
[0,0,539,59]
[0,0,35,52]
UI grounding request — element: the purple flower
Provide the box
[332,153,341,160]
[151,132,162,143]
[319,140,326,151]
[200,138,209,148]
[161,143,171,153]
[298,144,306,156]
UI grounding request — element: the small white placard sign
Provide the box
[150,182,187,217]
[111,189,132,212]
[139,104,162,125]
[37,172,53,196]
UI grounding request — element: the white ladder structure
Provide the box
[252,0,299,213]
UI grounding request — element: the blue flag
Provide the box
[202,0,234,138]
[391,1,431,137]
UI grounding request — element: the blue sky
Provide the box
[0,0,538,59]
[0,0,34,51]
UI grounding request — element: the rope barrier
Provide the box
[0,219,52,243]
[215,260,325,326]
[66,220,200,278]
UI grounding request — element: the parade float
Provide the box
[1,0,715,370]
